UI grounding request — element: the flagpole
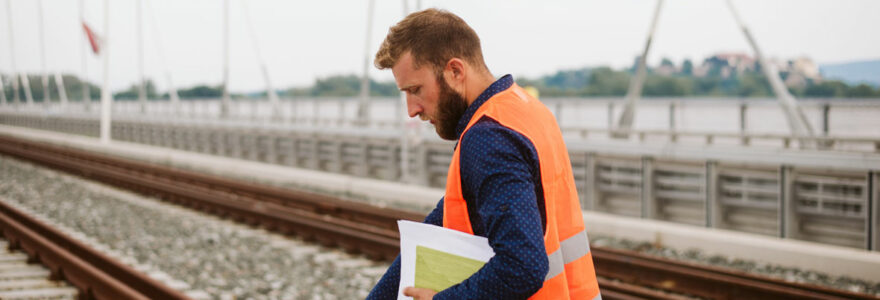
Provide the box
[137,0,146,113]
[100,0,112,143]
[4,0,16,105]
[9,0,34,106]
[356,0,375,125]
[220,0,230,118]
[37,0,49,104]
[80,0,89,108]
[38,0,50,105]
[144,0,179,110]
[16,0,34,106]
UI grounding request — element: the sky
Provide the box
[1,0,878,93]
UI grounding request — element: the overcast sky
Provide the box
[1,0,878,93]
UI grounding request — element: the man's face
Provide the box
[392,52,469,140]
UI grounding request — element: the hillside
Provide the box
[820,59,880,87]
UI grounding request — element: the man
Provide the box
[367,9,601,300]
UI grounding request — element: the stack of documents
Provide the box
[397,220,495,299]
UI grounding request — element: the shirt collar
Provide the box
[454,74,514,140]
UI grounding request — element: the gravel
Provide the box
[0,155,389,300]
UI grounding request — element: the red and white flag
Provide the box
[82,22,103,55]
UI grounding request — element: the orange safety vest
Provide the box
[443,84,601,299]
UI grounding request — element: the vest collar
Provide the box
[453,74,514,142]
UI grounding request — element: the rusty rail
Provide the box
[0,196,189,299]
[593,246,877,300]
[0,133,877,300]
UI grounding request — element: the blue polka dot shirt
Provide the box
[367,75,549,299]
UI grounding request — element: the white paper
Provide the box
[397,220,495,299]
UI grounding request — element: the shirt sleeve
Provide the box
[366,198,444,300]
[434,119,548,299]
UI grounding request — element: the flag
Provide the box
[82,22,102,55]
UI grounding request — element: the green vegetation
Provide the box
[518,65,880,98]
[285,74,398,98]
[1,74,100,101]
[114,80,160,99]
[3,58,878,102]
[176,85,224,99]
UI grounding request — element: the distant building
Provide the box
[780,57,822,88]
[698,53,757,78]
[637,53,823,88]
[784,72,809,88]
[791,57,821,80]
[695,53,821,88]
[715,52,757,74]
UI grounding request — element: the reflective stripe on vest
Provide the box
[545,230,590,281]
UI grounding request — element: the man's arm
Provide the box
[434,120,548,299]
[366,198,445,300]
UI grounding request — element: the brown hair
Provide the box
[374,9,487,74]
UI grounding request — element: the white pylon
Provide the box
[20,73,34,106]
[220,0,230,118]
[38,0,50,104]
[615,0,664,138]
[357,0,376,125]
[55,72,68,106]
[725,0,814,141]
[240,0,280,120]
[6,0,20,105]
[137,0,147,112]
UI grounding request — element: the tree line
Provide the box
[517,65,880,98]
[3,66,878,102]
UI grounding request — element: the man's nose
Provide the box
[406,96,421,118]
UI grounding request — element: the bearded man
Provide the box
[366,8,601,300]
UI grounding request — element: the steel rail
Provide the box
[596,277,693,300]
[0,197,189,299]
[592,246,876,300]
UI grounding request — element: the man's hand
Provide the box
[403,287,437,300]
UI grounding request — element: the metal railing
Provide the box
[5,97,879,153]
[561,127,880,153]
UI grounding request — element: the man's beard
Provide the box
[434,77,469,140]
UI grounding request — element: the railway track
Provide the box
[0,185,190,299]
[0,133,876,300]
[0,237,78,299]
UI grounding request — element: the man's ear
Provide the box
[444,58,466,86]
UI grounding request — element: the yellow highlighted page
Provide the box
[414,245,486,291]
